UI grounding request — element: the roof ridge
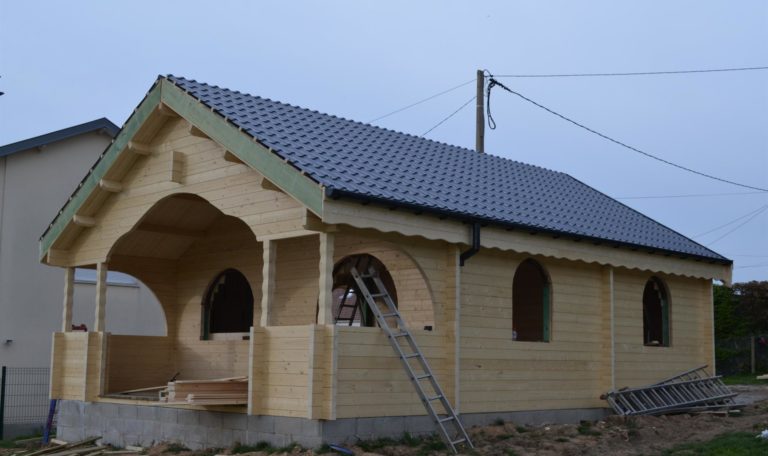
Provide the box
[164,74,565,176]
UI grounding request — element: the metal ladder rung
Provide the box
[350,264,472,453]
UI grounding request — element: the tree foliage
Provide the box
[714,280,768,340]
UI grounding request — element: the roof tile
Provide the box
[166,75,728,263]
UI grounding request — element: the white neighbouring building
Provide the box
[0,119,165,369]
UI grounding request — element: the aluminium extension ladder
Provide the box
[350,264,473,454]
[603,365,737,416]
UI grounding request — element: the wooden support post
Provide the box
[94,263,107,332]
[476,69,485,154]
[260,240,276,327]
[317,233,335,325]
[62,267,74,332]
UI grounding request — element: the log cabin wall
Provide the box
[459,251,606,413]
[174,216,262,380]
[613,271,714,387]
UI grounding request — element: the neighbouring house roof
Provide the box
[164,75,729,264]
[0,118,119,158]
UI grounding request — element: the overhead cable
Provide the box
[422,95,476,137]
[493,66,768,78]
[694,204,768,238]
[706,205,768,246]
[485,77,768,193]
[369,79,475,123]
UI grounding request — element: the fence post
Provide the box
[0,366,6,441]
[751,336,756,374]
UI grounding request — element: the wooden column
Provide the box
[317,232,335,325]
[62,267,74,332]
[260,240,276,327]
[94,263,107,332]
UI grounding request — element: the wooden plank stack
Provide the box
[161,376,248,405]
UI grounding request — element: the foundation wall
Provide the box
[55,400,608,449]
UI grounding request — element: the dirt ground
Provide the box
[3,385,768,456]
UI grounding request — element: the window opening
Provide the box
[643,277,670,347]
[202,269,254,339]
[512,259,551,342]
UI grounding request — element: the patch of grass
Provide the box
[416,437,446,456]
[662,431,768,455]
[0,440,21,449]
[400,432,422,447]
[272,443,302,454]
[357,437,397,452]
[515,426,528,433]
[576,421,601,437]
[315,443,332,454]
[503,449,519,456]
[555,437,569,443]
[232,441,272,453]
[164,443,189,454]
[721,374,768,385]
[493,418,505,426]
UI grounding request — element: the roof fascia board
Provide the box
[159,79,323,216]
[39,85,163,260]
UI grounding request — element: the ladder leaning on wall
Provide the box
[350,263,473,454]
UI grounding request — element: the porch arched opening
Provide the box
[331,254,398,327]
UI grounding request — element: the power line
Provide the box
[734,263,768,269]
[616,191,768,200]
[485,77,768,193]
[422,95,476,137]
[693,204,768,238]
[368,79,475,123]
[493,66,768,78]
[707,205,768,245]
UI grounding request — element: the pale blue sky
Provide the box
[1,1,766,281]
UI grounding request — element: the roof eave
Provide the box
[324,186,733,267]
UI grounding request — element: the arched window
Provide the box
[331,254,398,327]
[643,277,670,347]
[201,269,254,339]
[512,259,551,342]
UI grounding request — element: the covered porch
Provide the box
[49,192,454,420]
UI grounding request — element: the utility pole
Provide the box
[475,70,485,153]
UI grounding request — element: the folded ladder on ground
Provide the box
[602,365,737,416]
[350,263,473,454]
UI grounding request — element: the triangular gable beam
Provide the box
[39,78,324,260]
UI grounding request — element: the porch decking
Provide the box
[49,326,450,420]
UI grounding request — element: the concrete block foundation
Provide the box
[56,400,611,449]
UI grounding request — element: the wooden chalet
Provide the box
[42,75,732,448]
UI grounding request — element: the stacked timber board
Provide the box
[161,376,248,405]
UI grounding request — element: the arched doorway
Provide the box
[330,254,398,327]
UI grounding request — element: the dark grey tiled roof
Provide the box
[0,118,119,158]
[166,75,729,263]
